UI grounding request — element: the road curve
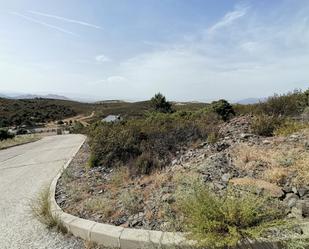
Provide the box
[0,134,86,249]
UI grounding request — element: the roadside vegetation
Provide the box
[0,131,41,150]
[177,183,285,248]
[29,187,67,233]
[87,96,234,175]
[55,89,309,249]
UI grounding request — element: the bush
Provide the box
[210,99,235,121]
[178,184,284,248]
[70,121,85,134]
[302,107,309,122]
[0,128,15,140]
[88,110,222,175]
[133,152,160,175]
[150,93,173,113]
[257,90,307,117]
[251,115,282,136]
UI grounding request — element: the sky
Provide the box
[0,0,308,102]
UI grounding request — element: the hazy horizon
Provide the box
[1,0,309,101]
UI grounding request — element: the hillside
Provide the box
[0,98,95,127]
[0,97,209,128]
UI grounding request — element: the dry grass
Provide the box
[0,134,41,150]
[232,142,309,187]
[109,167,130,189]
[232,144,273,172]
[229,178,283,197]
[263,167,289,185]
[29,187,67,233]
[119,189,141,215]
[83,197,114,218]
[292,155,309,186]
[274,121,309,137]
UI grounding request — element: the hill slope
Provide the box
[0,98,94,127]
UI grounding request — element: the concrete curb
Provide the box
[49,135,309,249]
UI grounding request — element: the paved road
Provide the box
[0,134,86,249]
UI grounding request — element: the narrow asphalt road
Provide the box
[0,134,86,249]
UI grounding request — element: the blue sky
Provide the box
[0,0,308,101]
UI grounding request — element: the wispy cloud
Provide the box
[88,76,127,85]
[28,10,102,30]
[95,54,111,63]
[208,6,248,33]
[9,11,78,36]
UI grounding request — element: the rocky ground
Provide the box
[56,116,309,234]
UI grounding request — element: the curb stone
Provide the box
[49,135,309,249]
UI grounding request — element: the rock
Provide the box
[282,186,292,193]
[304,141,309,150]
[288,207,303,219]
[289,134,301,142]
[214,142,230,152]
[292,187,298,194]
[296,200,309,217]
[221,173,231,183]
[161,194,175,204]
[284,193,299,208]
[262,140,271,145]
[213,182,226,190]
[288,198,298,208]
[161,186,172,194]
[171,159,178,166]
[240,133,254,139]
[298,188,309,197]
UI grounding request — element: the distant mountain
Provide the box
[236,97,267,104]
[96,100,127,104]
[0,94,9,98]
[13,94,70,100]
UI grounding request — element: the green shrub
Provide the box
[257,90,308,117]
[70,121,85,134]
[178,184,284,248]
[133,152,160,175]
[235,89,309,118]
[0,128,15,140]
[210,99,235,121]
[302,107,309,122]
[251,115,282,136]
[119,190,141,215]
[207,131,219,144]
[88,110,222,175]
[150,93,173,113]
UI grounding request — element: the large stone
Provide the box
[298,187,309,197]
[296,200,309,217]
[284,193,299,208]
[221,173,231,183]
